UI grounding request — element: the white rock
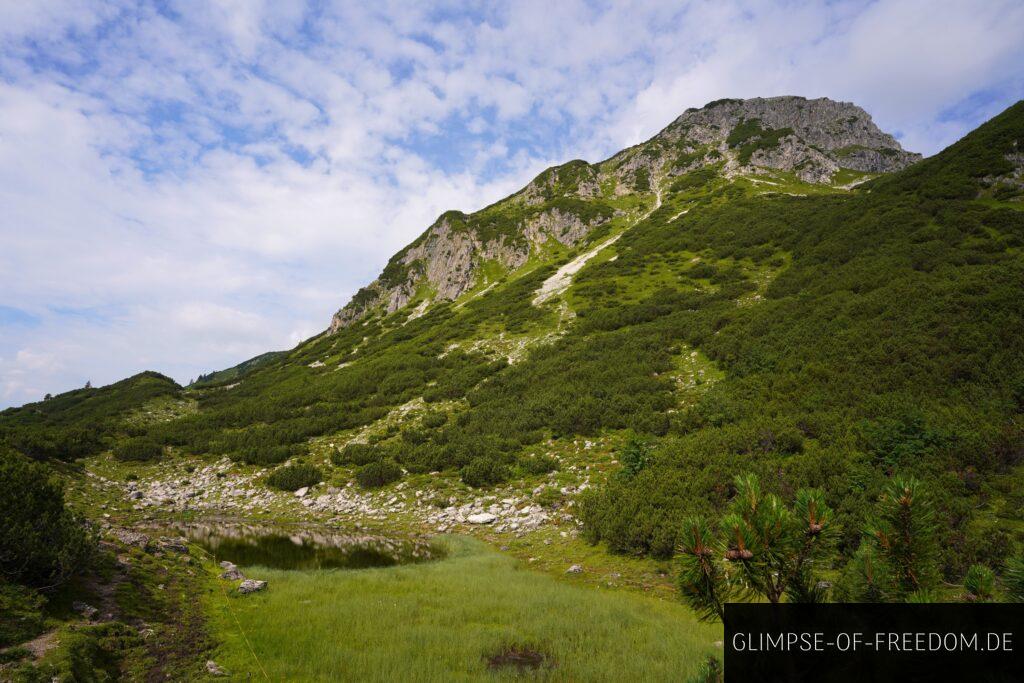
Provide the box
[467,512,497,524]
[294,487,309,498]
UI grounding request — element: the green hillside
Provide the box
[3,99,1023,679]
[6,102,1023,567]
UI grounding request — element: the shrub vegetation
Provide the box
[355,459,403,488]
[266,463,322,492]
[0,449,94,588]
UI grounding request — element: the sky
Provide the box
[1,0,1023,408]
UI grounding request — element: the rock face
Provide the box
[325,96,923,331]
[329,205,608,332]
[659,96,921,182]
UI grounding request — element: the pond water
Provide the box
[163,522,439,570]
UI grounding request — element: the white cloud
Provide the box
[0,0,1022,407]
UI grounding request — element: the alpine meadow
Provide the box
[3,88,1024,680]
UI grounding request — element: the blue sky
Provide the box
[1,0,1023,408]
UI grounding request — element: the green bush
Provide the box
[963,564,996,602]
[520,454,558,476]
[0,450,94,588]
[331,443,382,466]
[112,437,163,462]
[460,457,510,487]
[0,581,45,647]
[534,487,564,509]
[618,435,652,478]
[1005,555,1024,603]
[355,459,403,488]
[401,428,429,445]
[422,411,448,429]
[265,463,322,491]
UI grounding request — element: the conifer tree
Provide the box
[842,476,940,602]
[677,473,835,620]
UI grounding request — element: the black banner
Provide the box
[724,603,1024,682]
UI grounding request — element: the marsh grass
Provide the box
[206,536,719,681]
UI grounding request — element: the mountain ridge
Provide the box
[330,95,922,332]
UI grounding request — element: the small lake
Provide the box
[163,522,440,570]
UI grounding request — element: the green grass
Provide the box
[205,537,720,681]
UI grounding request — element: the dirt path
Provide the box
[19,629,60,659]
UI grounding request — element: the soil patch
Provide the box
[486,645,551,671]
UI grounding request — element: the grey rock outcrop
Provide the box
[635,96,921,183]
[329,204,609,332]
[111,529,151,551]
[219,562,245,580]
[238,579,267,594]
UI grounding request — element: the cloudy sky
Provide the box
[1,0,1023,408]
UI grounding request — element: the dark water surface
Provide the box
[164,522,439,570]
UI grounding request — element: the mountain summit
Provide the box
[330,96,921,331]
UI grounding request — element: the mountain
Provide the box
[191,350,287,388]
[330,96,922,330]
[4,97,1024,582]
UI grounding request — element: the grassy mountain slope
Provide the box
[331,96,920,329]
[4,98,1024,680]
[0,371,183,461]
[3,100,1023,581]
[191,351,287,388]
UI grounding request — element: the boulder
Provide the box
[112,529,151,550]
[566,564,583,574]
[467,512,497,524]
[294,487,309,498]
[72,601,98,620]
[158,537,189,553]
[237,579,267,594]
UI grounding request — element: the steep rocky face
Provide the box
[328,201,612,332]
[329,96,921,331]
[609,96,922,185]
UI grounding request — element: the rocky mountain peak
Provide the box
[329,96,921,332]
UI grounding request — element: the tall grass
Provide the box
[206,537,720,681]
